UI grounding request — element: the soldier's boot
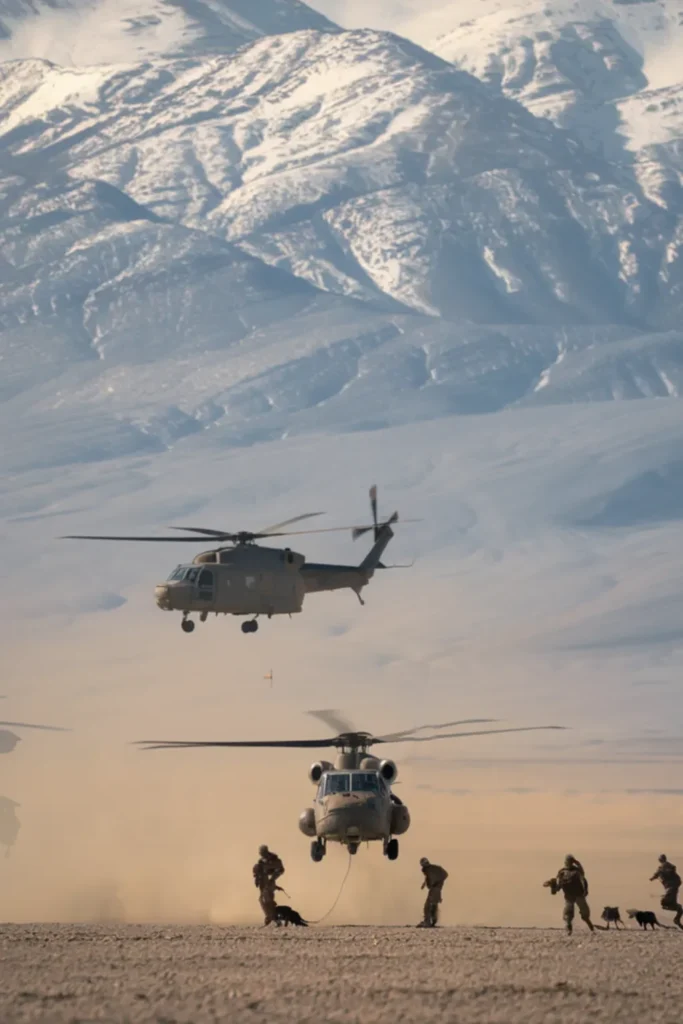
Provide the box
[674,906,683,929]
[565,922,572,934]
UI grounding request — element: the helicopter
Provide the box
[63,486,415,635]
[137,710,565,861]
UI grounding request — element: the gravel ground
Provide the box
[1,923,682,1024]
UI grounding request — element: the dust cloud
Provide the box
[3,602,683,928]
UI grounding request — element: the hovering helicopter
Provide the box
[63,486,415,635]
[137,710,565,861]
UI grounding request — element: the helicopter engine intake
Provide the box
[379,759,398,783]
[299,808,316,837]
[308,760,333,783]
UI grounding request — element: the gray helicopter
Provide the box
[137,710,564,860]
[63,486,416,634]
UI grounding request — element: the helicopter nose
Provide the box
[155,585,172,610]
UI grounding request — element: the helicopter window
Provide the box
[352,773,380,793]
[186,569,199,583]
[245,575,257,589]
[167,568,185,581]
[324,774,350,795]
[198,569,214,588]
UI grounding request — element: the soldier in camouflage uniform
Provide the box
[544,854,595,934]
[650,854,683,929]
[253,844,285,926]
[417,857,448,928]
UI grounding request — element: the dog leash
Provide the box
[307,850,354,925]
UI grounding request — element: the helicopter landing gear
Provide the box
[384,838,399,861]
[348,842,359,856]
[241,619,259,634]
[181,616,195,634]
[311,839,326,863]
[199,611,208,623]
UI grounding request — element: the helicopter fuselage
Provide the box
[154,537,389,633]
[298,751,410,860]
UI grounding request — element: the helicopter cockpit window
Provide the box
[351,773,380,793]
[186,568,199,583]
[324,774,350,795]
[167,568,185,581]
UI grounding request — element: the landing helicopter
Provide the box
[137,710,565,861]
[63,486,415,635]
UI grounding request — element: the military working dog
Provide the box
[274,905,309,927]
[626,909,669,930]
[600,906,624,929]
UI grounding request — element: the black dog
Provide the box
[626,909,669,930]
[600,906,624,929]
[274,905,309,927]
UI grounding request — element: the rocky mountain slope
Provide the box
[1,0,682,475]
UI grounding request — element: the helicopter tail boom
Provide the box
[359,516,396,573]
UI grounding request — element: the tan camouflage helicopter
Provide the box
[63,486,415,635]
[137,710,564,861]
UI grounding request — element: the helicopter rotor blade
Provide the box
[306,709,358,735]
[379,725,567,744]
[0,721,70,732]
[259,513,326,535]
[353,484,378,541]
[135,738,338,750]
[376,719,499,742]
[168,527,236,539]
[61,534,223,542]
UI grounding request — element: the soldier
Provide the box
[543,854,595,934]
[252,844,285,926]
[417,857,448,927]
[650,854,683,929]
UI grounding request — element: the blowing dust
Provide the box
[3,737,683,928]
[4,599,683,928]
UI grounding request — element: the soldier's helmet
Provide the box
[659,853,668,863]
[420,857,429,867]
[564,854,575,867]
[259,845,269,857]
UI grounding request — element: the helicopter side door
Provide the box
[196,568,215,606]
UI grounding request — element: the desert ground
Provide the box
[1,924,682,1023]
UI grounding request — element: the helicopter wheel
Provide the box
[241,620,259,634]
[181,618,195,634]
[385,838,399,861]
[311,840,325,863]
[348,842,359,856]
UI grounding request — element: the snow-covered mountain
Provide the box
[430,1,683,170]
[3,9,683,479]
